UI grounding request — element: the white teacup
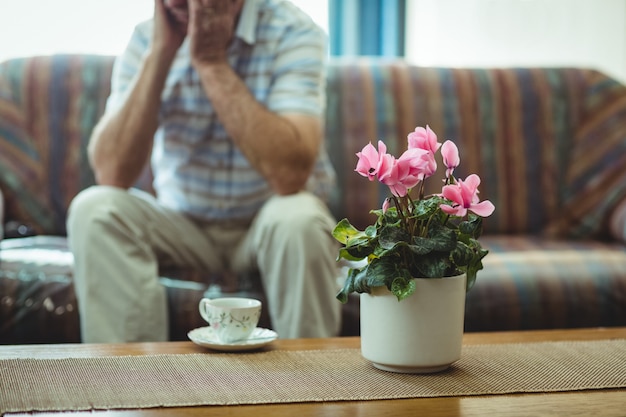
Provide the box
[198,297,262,343]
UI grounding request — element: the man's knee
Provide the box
[69,185,127,215]
[67,185,133,235]
[259,192,334,234]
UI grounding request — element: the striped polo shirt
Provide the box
[106,0,335,222]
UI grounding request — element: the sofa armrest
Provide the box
[609,196,626,243]
[544,70,626,239]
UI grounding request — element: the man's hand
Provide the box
[153,0,188,60]
[164,0,190,26]
[188,0,244,66]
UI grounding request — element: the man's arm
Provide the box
[196,64,322,196]
[88,52,169,188]
[88,0,186,188]
[189,0,323,196]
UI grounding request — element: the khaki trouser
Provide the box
[67,186,342,343]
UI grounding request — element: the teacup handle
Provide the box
[199,298,212,323]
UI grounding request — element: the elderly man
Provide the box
[67,0,341,343]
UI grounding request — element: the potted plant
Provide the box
[332,125,495,373]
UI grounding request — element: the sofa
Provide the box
[1,54,626,344]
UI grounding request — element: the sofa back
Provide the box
[1,55,626,239]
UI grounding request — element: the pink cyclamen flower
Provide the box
[355,141,388,181]
[440,174,495,217]
[377,148,432,198]
[395,147,431,189]
[407,125,441,154]
[378,157,408,197]
[375,150,397,181]
[441,140,460,178]
[421,150,438,180]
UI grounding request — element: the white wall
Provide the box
[405,0,626,84]
[290,0,328,33]
[0,0,327,62]
[0,0,153,61]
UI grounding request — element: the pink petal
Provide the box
[442,184,463,205]
[382,198,390,213]
[389,183,408,197]
[463,174,481,192]
[408,125,441,154]
[470,200,495,217]
[441,140,460,178]
[355,142,379,180]
[377,140,387,155]
[377,154,397,183]
[361,142,378,161]
[440,204,466,217]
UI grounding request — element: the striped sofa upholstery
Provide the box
[1,55,625,343]
[0,55,111,236]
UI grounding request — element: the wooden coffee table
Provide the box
[2,327,625,416]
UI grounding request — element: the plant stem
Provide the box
[392,195,405,220]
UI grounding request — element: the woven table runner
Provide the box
[1,339,625,415]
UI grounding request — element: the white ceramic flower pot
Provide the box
[360,273,467,373]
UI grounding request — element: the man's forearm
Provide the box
[195,62,321,195]
[88,50,173,188]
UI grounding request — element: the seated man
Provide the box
[67,0,341,343]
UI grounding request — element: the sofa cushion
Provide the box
[0,236,350,343]
[0,236,79,343]
[466,236,626,331]
[0,236,212,343]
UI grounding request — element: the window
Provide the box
[328,0,405,56]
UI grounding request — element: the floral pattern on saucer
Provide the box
[188,327,278,352]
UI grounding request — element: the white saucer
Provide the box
[187,326,278,352]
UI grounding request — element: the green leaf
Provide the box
[344,242,375,260]
[333,218,376,261]
[390,276,417,301]
[406,242,432,255]
[451,241,474,266]
[336,267,364,303]
[332,218,364,244]
[337,247,365,262]
[459,215,483,239]
[412,253,451,277]
[364,258,397,288]
[412,196,442,219]
[468,247,488,290]
[364,225,377,238]
[336,258,403,303]
[379,225,410,249]
[413,225,456,252]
